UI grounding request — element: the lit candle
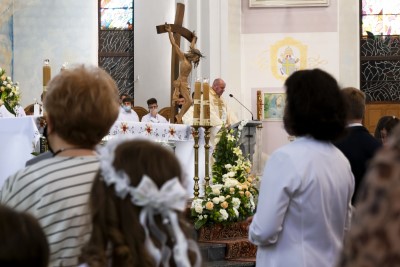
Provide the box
[257,90,262,121]
[43,59,51,93]
[193,80,201,125]
[202,79,210,125]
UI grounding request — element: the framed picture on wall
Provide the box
[249,0,329,7]
[263,92,286,121]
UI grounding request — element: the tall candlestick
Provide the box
[193,80,201,125]
[202,79,210,126]
[43,59,51,93]
[257,90,262,121]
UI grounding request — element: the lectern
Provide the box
[231,120,262,163]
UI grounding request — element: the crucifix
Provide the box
[156,3,200,124]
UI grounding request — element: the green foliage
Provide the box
[191,122,259,229]
[0,68,21,116]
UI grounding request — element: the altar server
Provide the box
[141,98,168,123]
[117,97,139,122]
[0,65,119,267]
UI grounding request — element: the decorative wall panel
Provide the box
[99,56,134,97]
[98,0,134,98]
[361,36,400,102]
[99,31,134,53]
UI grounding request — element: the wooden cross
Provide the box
[156,3,196,123]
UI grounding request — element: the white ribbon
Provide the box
[98,137,201,267]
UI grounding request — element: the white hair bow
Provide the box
[98,136,201,267]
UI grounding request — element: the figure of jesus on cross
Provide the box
[165,23,203,124]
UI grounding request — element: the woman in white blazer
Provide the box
[249,69,354,267]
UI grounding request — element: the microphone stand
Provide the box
[229,94,255,121]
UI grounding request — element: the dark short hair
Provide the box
[147,98,157,106]
[122,97,133,105]
[120,93,130,100]
[383,117,400,136]
[374,116,393,139]
[283,69,346,141]
[0,205,49,267]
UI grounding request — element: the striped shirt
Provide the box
[0,156,99,267]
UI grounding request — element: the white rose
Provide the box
[219,196,225,202]
[212,197,220,204]
[195,204,203,213]
[212,188,220,195]
[224,178,239,188]
[225,164,232,169]
[191,198,203,208]
[211,184,223,195]
[228,171,236,178]
[232,197,241,209]
[198,215,203,220]
[233,208,239,217]
[219,209,229,220]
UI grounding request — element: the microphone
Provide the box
[229,94,255,121]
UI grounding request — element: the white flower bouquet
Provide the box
[191,122,259,229]
[0,68,21,116]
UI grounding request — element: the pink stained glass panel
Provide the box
[100,0,133,30]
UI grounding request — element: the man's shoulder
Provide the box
[335,126,381,150]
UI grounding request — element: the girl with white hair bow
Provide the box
[79,137,202,267]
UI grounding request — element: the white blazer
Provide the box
[249,136,354,267]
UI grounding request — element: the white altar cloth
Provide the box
[109,121,207,196]
[109,121,191,141]
[0,116,40,187]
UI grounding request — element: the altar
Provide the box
[0,116,40,186]
[108,121,206,195]
[0,118,207,195]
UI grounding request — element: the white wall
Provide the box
[133,0,176,108]
[338,0,359,88]
[241,0,359,155]
[9,0,359,157]
[13,0,98,106]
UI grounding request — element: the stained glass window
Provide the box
[362,0,400,36]
[100,0,133,30]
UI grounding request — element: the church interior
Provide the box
[1,0,400,266]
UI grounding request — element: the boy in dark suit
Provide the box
[335,87,381,204]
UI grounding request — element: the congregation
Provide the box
[1,65,400,267]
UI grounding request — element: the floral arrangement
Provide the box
[191,121,259,229]
[0,68,21,116]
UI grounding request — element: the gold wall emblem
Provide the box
[271,37,307,81]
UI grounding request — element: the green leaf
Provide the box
[3,101,16,116]
[194,219,207,230]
